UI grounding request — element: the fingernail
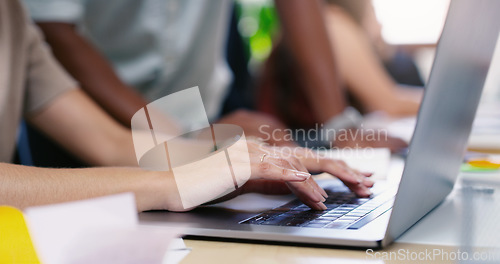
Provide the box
[295,172,311,179]
[313,189,326,203]
[365,180,375,187]
[320,189,329,199]
[317,202,327,210]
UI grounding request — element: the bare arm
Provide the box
[0,163,169,211]
[27,89,137,166]
[325,7,422,116]
[274,0,346,123]
[36,22,147,128]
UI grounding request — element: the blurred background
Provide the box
[235,0,450,83]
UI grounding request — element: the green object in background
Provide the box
[461,163,500,173]
[235,0,280,66]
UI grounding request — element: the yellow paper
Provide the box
[0,206,40,264]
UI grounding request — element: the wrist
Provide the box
[136,170,176,212]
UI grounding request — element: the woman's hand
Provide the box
[261,144,374,198]
[245,141,329,210]
[223,140,374,211]
[163,138,373,212]
[199,139,327,210]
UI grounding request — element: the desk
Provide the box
[181,240,459,264]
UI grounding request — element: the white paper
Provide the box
[163,238,191,264]
[24,193,187,264]
[318,148,392,180]
[383,102,500,150]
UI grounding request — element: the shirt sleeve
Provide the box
[23,21,78,115]
[22,0,85,23]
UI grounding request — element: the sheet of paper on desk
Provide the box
[24,193,188,264]
[468,103,500,150]
[164,238,191,264]
[370,102,500,151]
[317,148,391,180]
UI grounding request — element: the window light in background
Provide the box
[372,0,450,45]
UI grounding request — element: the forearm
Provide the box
[325,7,421,117]
[388,86,422,116]
[37,22,147,127]
[28,90,138,167]
[0,163,169,212]
[216,110,298,147]
[275,0,346,123]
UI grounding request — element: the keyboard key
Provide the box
[339,216,361,221]
[345,212,366,217]
[304,223,327,228]
[282,218,310,227]
[284,210,307,215]
[259,216,290,226]
[316,215,339,221]
[308,220,332,225]
[299,210,326,217]
[330,209,350,214]
[347,200,394,230]
[240,212,281,224]
[289,206,310,211]
[350,208,372,213]
[325,204,341,210]
[324,220,352,229]
[350,198,370,205]
[285,200,307,207]
[338,205,357,209]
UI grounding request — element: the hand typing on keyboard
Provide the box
[214,141,374,211]
[287,147,374,198]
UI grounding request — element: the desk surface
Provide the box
[181,240,459,264]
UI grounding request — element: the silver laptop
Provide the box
[139,0,500,248]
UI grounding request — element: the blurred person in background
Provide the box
[258,0,422,147]
[22,0,405,168]
[325,0,424,114]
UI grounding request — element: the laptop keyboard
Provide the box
[240,187,395,229]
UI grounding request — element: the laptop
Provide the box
[139,0,500,248]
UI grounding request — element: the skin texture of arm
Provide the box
[274,0,346,123]
[27,89,137,167]
[0,162,170,212]
[36,22,147,128]
[324,6,422,117]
